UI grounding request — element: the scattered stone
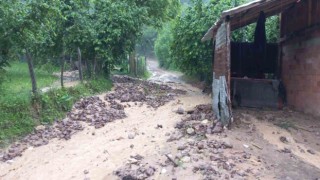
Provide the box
[201,119,209,124]
[280,136,289,144]
[175,121,184,129]
[176,107,185,115]
[237,170,247,177]
[177,144,188,151]
[281,148,292,153]
[161,168,167,174]
[130,154,144,161]
[307,149,316,155]
[167,133,183,142]
[222,141,233,149]
[128,134,135,139]
[1,75,188,162]
[84,170,89,174]
[186,128,195,135]
[35,125,46,131]
[115,163,156,180]
[181,156,191,163]
[212,122,223,133]
[156,124,163,129]
[243,144,249,148]
[6,160,14,164]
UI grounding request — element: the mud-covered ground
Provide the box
[0,59,320,180]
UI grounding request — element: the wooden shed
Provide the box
[202,0,320,126]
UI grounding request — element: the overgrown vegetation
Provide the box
[0,0,179,145]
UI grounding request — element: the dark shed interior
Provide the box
[231,42,278,79]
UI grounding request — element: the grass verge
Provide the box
[0,62,112,147]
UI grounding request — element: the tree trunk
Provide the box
[85,59,91,78]
[145,56,147,73]
[26,50,37,94]
[93,56,97,77]
[60,54,65,88]
[77,47,83,83]
[129,51,136,77]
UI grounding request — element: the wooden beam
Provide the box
[202,0,300,41]
[308,0,312,27]
[229,0,298,30]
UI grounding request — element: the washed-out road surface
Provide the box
[1,59,320,180]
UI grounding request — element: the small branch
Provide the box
[252,143,263,150]
[165,154,178,167]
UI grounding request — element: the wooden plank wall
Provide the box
[212,22,232,126]
[281,0,320,36]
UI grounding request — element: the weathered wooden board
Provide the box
[212,22,232,126]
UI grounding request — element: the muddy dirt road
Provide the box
[1,59,320,180]
[147,59,183,84]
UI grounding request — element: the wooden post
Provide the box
[26,50,37,94]
[129,51,136,77]
[212,21,233,127]
[60,52,65,88]
[93,56,97,78]
[77,47,83,83]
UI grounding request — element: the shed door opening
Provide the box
[230,13,283,109]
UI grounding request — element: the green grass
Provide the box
[0,62,112,147]
[0,62,57,145]
[2,62,57,96]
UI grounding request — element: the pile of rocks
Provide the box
[69,96,126,129]
[114,155,157,180]
[174,104,224,137]
[1,119,84,161]
[106,75,186,108]
[169,138,252,179]
[1,76,186,162]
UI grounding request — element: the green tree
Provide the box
[155,23,174,69]
[170,0,241,81]
[0,0,63,94]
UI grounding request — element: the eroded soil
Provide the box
[1,60,320,180]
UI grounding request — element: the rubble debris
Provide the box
[307,149,316,155]
[281,148,292,154]
[70,96,127,129]
[128,134,135,139]
[186,128,196,136]
[172,104,225,138]
[1,76,186,162]
[105,75,186,109]
[130,154,144,161]
[280,136,289,144]
[212,122,223,134]
[176,107,185,115]
[115,163,157,180]
[1,119,84,162]
[181,156,191,163]
[167,132,184,142]
[165,154,178,167]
